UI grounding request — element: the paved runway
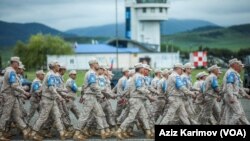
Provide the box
[9,97,250,140]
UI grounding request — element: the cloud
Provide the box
[0,0,125,30]
[0,0,249,30]
[168,0,250,26]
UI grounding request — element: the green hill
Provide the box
[161,24,250,51]
[0,20,75,46]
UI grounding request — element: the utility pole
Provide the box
[115,0,119,69]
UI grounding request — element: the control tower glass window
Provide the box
[136,0,167,3]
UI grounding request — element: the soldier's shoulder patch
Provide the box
[88,73,96,84]
[226,72,235,84]
[175,76,184,89]
[9,71,16,84]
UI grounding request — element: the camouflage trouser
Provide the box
[184,96,198,124]
[144,99,154,128]
[152,97,166,122]
[0,93,27,131]
[27,97,41,123]
[32,96,64,132]
[220,94,249,125]
[120,98,150,131]
[160,96,190,125]
[0,95,3,116]
[66,99,80,119]
[116,98,128,121]
[100,99,116,127]
[198,95,217,125]
[76,94,105,130]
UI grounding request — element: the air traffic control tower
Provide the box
[125,0,169,52]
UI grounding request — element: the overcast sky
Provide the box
[0,0,250,31]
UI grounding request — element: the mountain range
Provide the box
[0,20,73,46]
[65,18,218,37]
[0,19,218,46]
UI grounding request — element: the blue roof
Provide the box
[74,44,139,54]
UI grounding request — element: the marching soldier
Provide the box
[182,63,199,124]
[0,57,30,140]
[153,69,169,122]
[160,63,196,125]
[220,59,250,124]
[65,70,80,120]
[198,65,221,125]
[116,63,153,139]
[30,60,70,140]
[115,68,129,124]
[27,70,45,123]
[73,58,109,140]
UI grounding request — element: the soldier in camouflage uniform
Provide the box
[73,58,109,140]
[115,68,129,124]
[181,63,199,124]
[30,60,70,140]
[153,69,169,122]
[116,63,153,139]
[65,70,80,120]
[193,71,208,114]
[27,70,45,123]
[160,63,196,125]
[16,64,29,124]
[198,65,221,125]
[0,57,30,141]
[0,70,5,116]
[220,59,250,124]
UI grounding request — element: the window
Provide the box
[143,8,147,13]
[159,8,163,13]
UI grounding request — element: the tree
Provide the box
[14,33,73,69]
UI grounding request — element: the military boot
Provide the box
[22,127,31,140]
[73,130,86,141]
[127,128,135,137]
[110,127,116,137]
[145,129,154,139]
[105,128,112,138]
[100,129,109,139]
[59,130,72,140]
[0,131,10,141]
[66,127,75,138]
[29,131,43,141]
[115,128,124,140]
[81,127,90,137]
[122,131,130,138]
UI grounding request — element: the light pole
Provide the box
[115,0,119,69]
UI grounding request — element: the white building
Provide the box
[47,44,180,70]
[125,0,169,52]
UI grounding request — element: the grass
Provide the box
[25,70,86,87]
[161,26,250,52]
[24,68,244,92]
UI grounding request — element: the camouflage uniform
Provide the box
[115,75,129,122]
[160,71,194,125]
[65,77,80,119]
[181,73,198,124]
[198,72,220,125]
[119,72,150,132]
[220,68,249,125]
[0,66,28,136]
[154,77,167,122]
[27,78,43,123]
[32,70,64,133]
[75,68,105,130]
[0,76,3,116]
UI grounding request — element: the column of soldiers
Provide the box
[0,56,250,141]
